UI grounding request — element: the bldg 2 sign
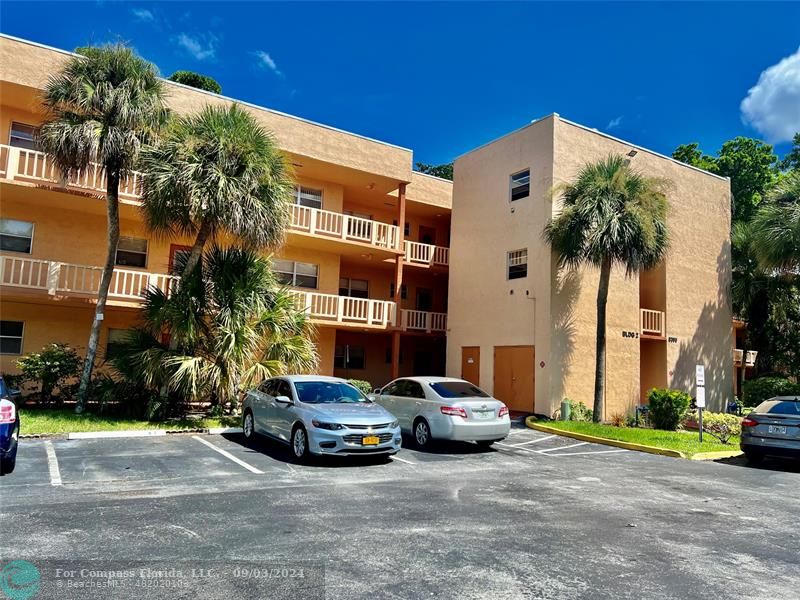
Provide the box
[621,330,680,342]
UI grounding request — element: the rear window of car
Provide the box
[429,381,489,398]
[755,399,800,415]
[294,381,368,404]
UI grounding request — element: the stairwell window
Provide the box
[0,219,34,254]
[0,321,24,355]
[273,259,318,289]
[294,186,323,209]
[9,122,38,150]
[507,248,528,280]
[334,344,365,370]
[115,237,148,268]
[510,169,530,201]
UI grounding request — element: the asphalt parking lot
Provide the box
[2,424,799,599]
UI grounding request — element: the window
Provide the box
[510,169,530,201]
[105,329,130,359]
[430,381,489,399]
[0,321,24,355]
[385,348,404,364]
[169,245,192,275]
[389,283,408,300]
[334,344,365,370]
[294,186,323,209]
[274,379,294,400]
[507,248,528,280]
[0,219,34,253]
[9,122,37,150]
[397,380,425,399]
[339,277,369,298]
[273,259,318,289]
[295,380,368,404]
[115,237,148,268]
[405,222,411,236]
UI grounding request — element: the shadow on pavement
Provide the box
[716,454,800,473]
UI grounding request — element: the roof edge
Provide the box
[412,170,454,185]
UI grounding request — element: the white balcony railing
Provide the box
[640,308,665,337]
[290,290,396,328]
[0,254,177,301]
[290,205,401,252]
[734,349,758,368]
[0,144,143,202]
[399,309,447,333]
[403,241,449,267]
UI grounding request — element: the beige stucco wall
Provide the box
[406,171,453,210]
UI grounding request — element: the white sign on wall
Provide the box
[695,365,705,387]
[695,386,706,408]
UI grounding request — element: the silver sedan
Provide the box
[740,396,800,463]
[242,375,402,460]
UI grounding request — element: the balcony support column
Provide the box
[391,330,402,380]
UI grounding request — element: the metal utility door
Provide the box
[461,347,480,386]
[493,346,535,413]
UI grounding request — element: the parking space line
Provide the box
[44,441,62,486]
[495,442,546,454]
[550,449,628,457]
[192,436,264,474]
[510,435,557,447]
[538,442,589,453]
[390,455,416,465]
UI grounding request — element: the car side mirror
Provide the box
[274,395,293,405]
[373,388,381,395]
[9,388,21,398]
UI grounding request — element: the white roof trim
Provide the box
[412,170,454,185]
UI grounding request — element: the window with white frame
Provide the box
[294,186,323,209]
[510,169,530,201]
[0,321,24,355]
[339,277,369,299]
[105,328,131,359]
[507,248,528,279]
[9,122,38,150]
[0,219,34,254]
[115,237,148,268]
[273,258,319,289]
[334,344,365,370]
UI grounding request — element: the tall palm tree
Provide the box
[111,246,318,410]
[139,104,294,278]
[750,171,800,273]
[37,44,167,412]
[544,155,670,422]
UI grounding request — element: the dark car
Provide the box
[740,396,800,464]
[0,377,20,475]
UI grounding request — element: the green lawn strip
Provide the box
[540,420,739,458]
[19,408,239,436]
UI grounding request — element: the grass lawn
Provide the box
[539,420,740,457]
[19,408,239,436]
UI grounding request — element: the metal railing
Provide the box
[290,205,401,252]
[640,308,665,337]
[399,309,447,333]
[403,240,449,266]
[290,290,396,328]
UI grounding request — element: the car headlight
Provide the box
[390,420,399,429]
[312,419,344,430]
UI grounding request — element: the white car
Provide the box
[370,377,510,449]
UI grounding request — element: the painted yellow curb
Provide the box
[525,417,686,459]
[690,450,743,461]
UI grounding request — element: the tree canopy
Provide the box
[168,70,222,94]
[415,161,453,180]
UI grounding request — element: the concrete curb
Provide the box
[690,450,743,461]
[525,418,686,459]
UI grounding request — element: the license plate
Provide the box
[362,436,380,445]
[473,411,494,420]
[768,425,787,435]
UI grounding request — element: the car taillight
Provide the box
[0,399,15,424]
[498,406,509,417]
[741,417,758,428]
[441,406,467,419]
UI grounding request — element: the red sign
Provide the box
[539,361,546,368]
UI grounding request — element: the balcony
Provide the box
[734,349,758,368]
[0,254,177,302]
[403,241,449,267]
[289,205,401,253]
[0,144,143,202]
[290,290,396,329]
[398,309,447,333]
[640,308,665,337]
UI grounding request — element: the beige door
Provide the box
[461,347,480,386]
[493,346,535,413]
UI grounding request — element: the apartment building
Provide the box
[447,114,734,419]
[0,35,451,387]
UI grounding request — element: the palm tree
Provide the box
[750,171,800,273]
[37,44,167,412]
[111,246,317,411]
[139,104,294,278]
[544,155,670,422]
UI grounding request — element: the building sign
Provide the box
[622,330,639,339]
[668,336,678,343]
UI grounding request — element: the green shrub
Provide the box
[348,379,373,396]
[168,70,222,94]
[743,376,800,407]
[16,343,83,402]
[700,412,741,444]
[557,398,593,422]
[647,387,691,431]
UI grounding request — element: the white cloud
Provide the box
[131,8,154,22]
[741,46,800,143]
[253,50,282,76]
[175,33,217,61]
[607,116,623,130]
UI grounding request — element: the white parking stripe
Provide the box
[495,442,546,454]
[192,436,264,474]
[44,441,62,486]
[510,435,557,447]
[538,442,589,453]
[550,449,628,457]
[390,455,416,465]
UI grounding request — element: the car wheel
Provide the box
[291,425,310,461]
[0,426,18,476]
[744,449,764,465]
[242,410,255,440]
[413,418,432,449]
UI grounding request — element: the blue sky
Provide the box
[1,1,799,164]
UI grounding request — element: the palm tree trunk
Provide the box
[592,258,612,423]
[76,169,121,413]
[181,220,212,278]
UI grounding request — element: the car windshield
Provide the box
[755,399,800,415]
[294,381,369,404]
[430,381,489,398]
